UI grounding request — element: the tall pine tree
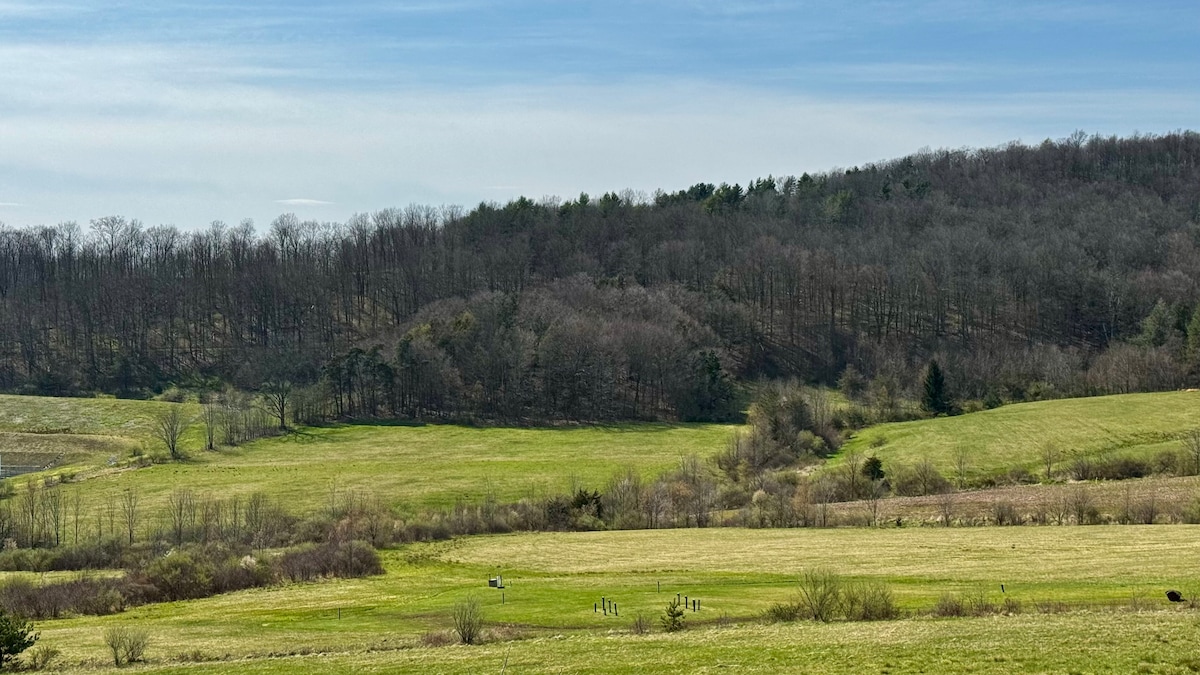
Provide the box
[922,359,951,415]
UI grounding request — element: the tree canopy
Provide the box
[2,131,1200,421]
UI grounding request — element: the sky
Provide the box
[0,0,1197,230]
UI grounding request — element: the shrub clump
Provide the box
[841,580,899,621]
[452,596,483,645]
[763,601,804,623]
[799,569,844,623]
[277,540,383,582]
[771,573,899,623]
[103,626,149,666]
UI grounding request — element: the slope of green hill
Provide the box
[0,393,734,512]
[839,391,1200,481]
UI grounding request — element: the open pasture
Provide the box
[840,391,1200,480]
[0,394,203,477]
[72,422,734,512]
[89,613,1200,675]
[0,393,733,511]
[32,525,1200,672]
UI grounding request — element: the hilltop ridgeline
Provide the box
[2,131,1200,422]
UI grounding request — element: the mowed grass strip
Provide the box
[32,525,1200,670]
[840,390,1200,478]
[67,422,735,512]
[78,612,1200,675]
[439,526,1200,602]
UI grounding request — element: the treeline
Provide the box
[3,131,1200,420]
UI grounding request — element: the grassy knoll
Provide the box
[31,526,1200,672]
[839,390,1200,480]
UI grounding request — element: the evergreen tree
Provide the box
[861,456,885,482]
[922,360,951,415]
[1186,304,1200,363]
[0,610,37,669]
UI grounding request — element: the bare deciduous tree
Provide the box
[154,406,188,460]
[1041,442,1059,481]
[201,403,219,451]
[935,490,956,527]
[1183,429,1200,475]
[121,488,140,546]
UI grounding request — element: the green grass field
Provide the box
[84,614,1200,675]
[8,392,1200,672]
[839,391,1200,480]
[74,422,734,512]
[0,394,734,512]
[31,526,1200,673]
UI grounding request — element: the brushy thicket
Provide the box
[0,540,381,620]
[764,570,900,624]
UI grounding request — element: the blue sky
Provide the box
[0,0,1197,229]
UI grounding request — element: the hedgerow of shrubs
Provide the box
[0,540,379,619]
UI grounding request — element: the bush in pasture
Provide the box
[103,626,149,666]
[962,589,996,616]
[660,597,686,632]
[143,551,214,601]
[630,613,651,634]
[841,581,899,621]
[419,630,456,647]
[452,596,483,645]
[933,593,965,617]
[1182,494,1200,524]
[0,609,37,670]
[762,601,804,623]
[24,644,59,670]
[1067,486,1097,525]
[276,540,383,582]
[799,569,843,623]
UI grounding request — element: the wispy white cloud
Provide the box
[0,3,1194,229]
[275,199,334,206]
[0,1,82,18]
[0,202,22,207]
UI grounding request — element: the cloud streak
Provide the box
[276,199,335,206]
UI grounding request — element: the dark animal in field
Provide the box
[1166,590,1184,603]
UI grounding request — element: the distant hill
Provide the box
[3,131,1200,422]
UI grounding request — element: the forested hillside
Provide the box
[2,131,1200,422]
